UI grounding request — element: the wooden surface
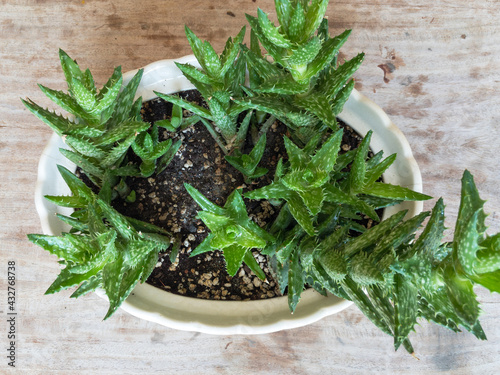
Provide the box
[1,0,499,373]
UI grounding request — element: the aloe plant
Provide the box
[246,129,431,236]
[155,27,250,149]
[27,166,171,319]
[25,0,500,355]
[22,50,177,195]
[225,133,269,182]
[184,183,274,279]
[236,0,363,135]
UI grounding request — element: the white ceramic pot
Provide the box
[35,55,423,334]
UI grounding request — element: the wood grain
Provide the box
[1,0,499,373]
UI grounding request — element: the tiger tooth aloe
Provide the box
[28,166,171,319]
[25,0,500,354]
[155,26,250,149]
[238,0,364,133]
[22,49,176,192]
[184,183,274,279]
[225,133,269,182]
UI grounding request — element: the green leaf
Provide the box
[243,250,266,280]
[202,40,222,77]
[364,153,397,187]
[57,165,94,200]
[303,0,329,39]
[288,247,305,312]
[175,62,212,85]
[470,269,500,294]
[190,234,215,257]
[185,26,207,71]
[292,93,336,127]
[406,198,445,261]
[283,136,308,168]
[155,92,212,121]
[58,148,104,181]
[59,49,83,90]
[372,211,429,263]
[223,244,248,276]
[274,0,292,33]
[70,77,97,112]
[476,234,500,273]
[455,210,481,275]
[316,248,347,281]
[184,183,226,215]
[298,187,324,215]
[304,29,352,81]
[95,120,150,146]
[22,99,75,136]
[70,273,102,298]
[362,182,432,201]
[287,1,306,42]
[102,253,126,319]
[101,135,136,168]
[245,182,291,201]
[258,74,309,95]
[454,170,488,274]
[27,234,82,263]
[309,129,343,171]
[342,210,407,258]
[37,84,95,121]
[93,71,123,114]
[288,192,315,236]
[323,184,379,222]
[393,273,418,350]
[46,265,103,295]
[349,130,372,194]
[157,139,182,175]
[245,14,286,61]
[331,79,355,115]
[44,195,88,208]
[82,68,97,95]
[322,53,365,99]
[340,276,393,336]
[348,252,384,285]
[289,37,322,66]
[108,69,144,127]
[65,135,106,159]
[220,27,246,78]
[444,264,481,327]
[96,199,135,241]
[240,44,283,82]
[257,8,292,48]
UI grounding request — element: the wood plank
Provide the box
[1,0,499,373]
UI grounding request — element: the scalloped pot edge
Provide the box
[35,56,423,335]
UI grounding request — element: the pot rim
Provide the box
[34,55,423,334]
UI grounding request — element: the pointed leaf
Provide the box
[223,244,248,276]
[288,192,315,236]
[257,8,292,48]
[362,182,432,201]
[184,183,225,215]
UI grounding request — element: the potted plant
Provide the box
[26,0,499,353]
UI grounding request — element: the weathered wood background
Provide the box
[1,0,499,373]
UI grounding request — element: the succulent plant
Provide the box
[155,26,249,150]
[24,0,500,356]
[225,133,269,183]
[246,129,430,236]
[236,0,363,137]
[27,166,171,319]
[184,183,274,279]
[22,49,178,197]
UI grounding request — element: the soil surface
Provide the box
[109,90,370,301]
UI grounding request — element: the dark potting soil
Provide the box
[109,90,372,301]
